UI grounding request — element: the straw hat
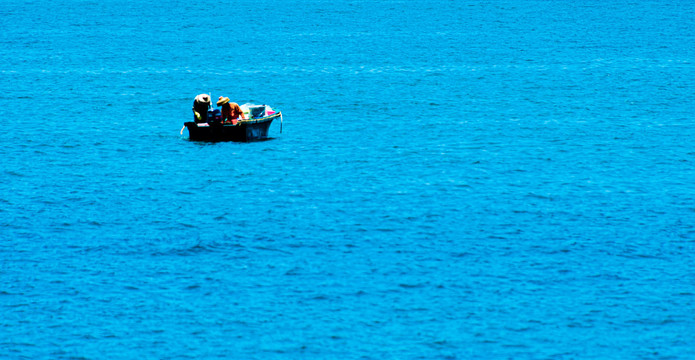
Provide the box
[195,94,210,104]
[217,96,230,106]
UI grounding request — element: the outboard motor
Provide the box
[208,109,222,123]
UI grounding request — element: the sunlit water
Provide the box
[2,0,694,358]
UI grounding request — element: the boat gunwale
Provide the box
[226,112,281,126]
[184,112,281,127]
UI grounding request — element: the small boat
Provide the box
[184,112,282,142]
[183,103,282,142]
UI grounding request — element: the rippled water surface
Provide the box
[2,0,695,358]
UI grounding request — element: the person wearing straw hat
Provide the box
[181,93,212,135]
[192,94,211,123]
[217,96,246,125]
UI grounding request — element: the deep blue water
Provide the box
[2,0,695,358]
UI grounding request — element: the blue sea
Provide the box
[2,0,694,358]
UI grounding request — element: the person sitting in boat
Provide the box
[192,94,211,123]
[217,96,246,125]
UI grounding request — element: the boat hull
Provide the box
[184,113,280,142]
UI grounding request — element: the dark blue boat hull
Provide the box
[184,113,280,142]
